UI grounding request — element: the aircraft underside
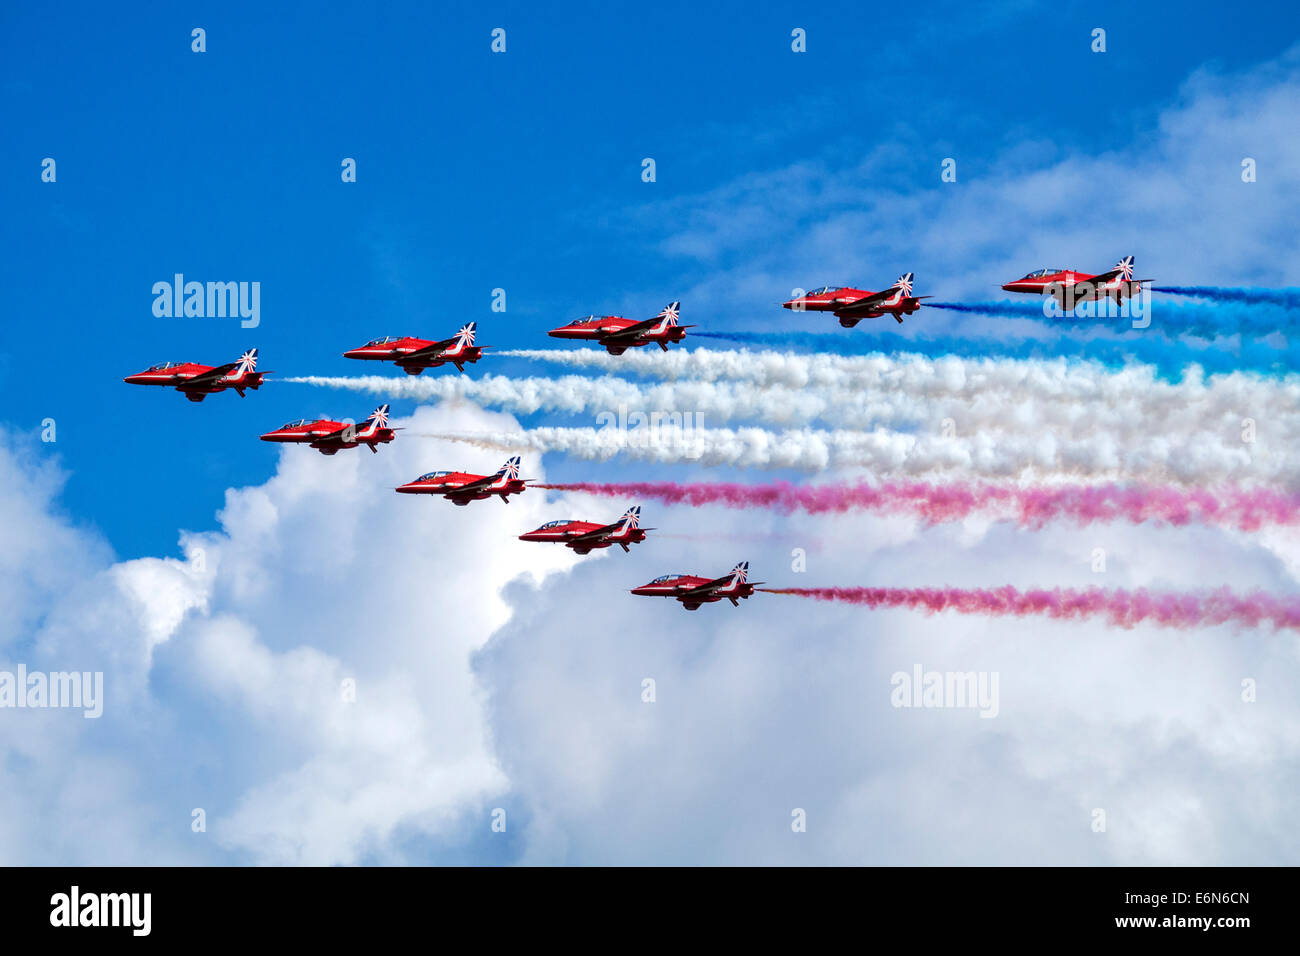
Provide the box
[837,309,907,327]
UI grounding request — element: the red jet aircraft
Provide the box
[630,560,761,610]
[124,348,270,401]
[548,302,690,354]
[1001,256,1151,308]
[783,274,929,326]
[395,456,528,505]
[343,323,486,374]
[519,505,650,554]
[259,404,397,454]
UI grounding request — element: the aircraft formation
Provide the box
[125,256,1148,609]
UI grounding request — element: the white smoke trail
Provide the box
[495,347,843,387]
[493,352,1300,436]
[286,363,1300,458]
[418,423,1291,486]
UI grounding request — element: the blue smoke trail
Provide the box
[1154,286,1300,310]
[928,301,1047,318]
[925,298,1296,338]
[691,331,1300,381]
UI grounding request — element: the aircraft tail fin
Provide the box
[1115,256,1135,280]
[237,347,258,373]
[731,560,750,585]
[620,505,642,532]
[893,273,915,296]
[497,455,521,480]
[360,403,390,436]
[656,301,681,330]
[457,322,477,346]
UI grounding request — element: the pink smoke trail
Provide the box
[756,586,1300,632]
[536,481,1300,532]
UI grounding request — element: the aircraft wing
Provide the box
[833,290,891,313]
[395,337,458,364]
[597,318,661,342]
[1056,269,1148,301]
[677,575,735,599]
[176,362,238,390]
[1062,268,1120,297]
[566,522,621,546]
[445,474,494,496]
[308,424,356,446]
[835,288,922,315]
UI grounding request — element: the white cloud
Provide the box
[478,511,1300,865]
[460,49,1300,865]
[630,46,1300,319]
[0,405,582,865]
[3,397,1300,865]
[6,49,1300,868]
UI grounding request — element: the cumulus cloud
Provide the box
[459,49,1300,865]
[0,405,582,865]
[7,48,1300,868]
[3,397,1300,865]
[478,510,1300,865]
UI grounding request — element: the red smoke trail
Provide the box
[535,481,1300,532]
[756,586,1300,631]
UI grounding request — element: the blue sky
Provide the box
[4,0,1299,559]
[4,1,1300,868]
